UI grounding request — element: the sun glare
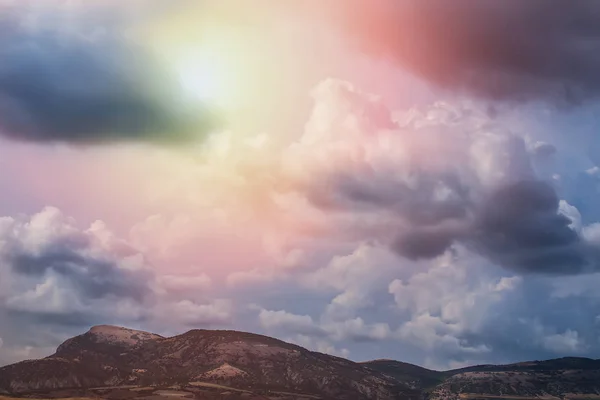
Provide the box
[176,47,236,109]
[144,9,278,125]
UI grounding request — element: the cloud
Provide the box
[312,0,600,103]
[250,238,600,368]
[542,329,586,354]
[0,207,151,307]
[530,141,557,159]
[258,307,393,344]
[154,274,212,295]
[0,206,238,365]
[472,181,588,273]
[300,243,405,320]
[4,2,600,371]
[0,2,220,144]
[156,299,234,327]
[389,248,521,351]
[0,343,56,368]
[397,313,492,357]
[0,207,157,364]
[259,310,324,336]
[383,245,600,367]
[287,334,350,358]
[279,79,600,275]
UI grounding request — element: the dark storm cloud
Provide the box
[331,171,471,260]
[384,178,598,273]
[393,226,458,260]
[0,7,221,144]
[322,0,600,102]
[0,209,151,303]
[384,179,592,274]
[10,243,149,301]
[292,79,600,274]
[337,172,470,225]
[473,181,588,274]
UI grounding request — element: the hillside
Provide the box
[0,325,414,400]
[1,326,600,400]
[361,359,446,389]
[430,357,600,400]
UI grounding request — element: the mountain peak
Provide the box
[1,325,408,399]
[87,325,163,345]
[180,329,302,348]
[88,324,127,333]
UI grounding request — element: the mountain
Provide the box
[0,325,415,400]
[361,359,445,390]
[371,357,600,399]
[430,357,600,400]
[1,326,600,400]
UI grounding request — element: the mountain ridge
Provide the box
[1,325,600,400]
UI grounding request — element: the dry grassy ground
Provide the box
[1,397,94,400]
[458,395,600,400]
[0,383,317,400]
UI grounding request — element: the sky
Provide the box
[1,0,600,370]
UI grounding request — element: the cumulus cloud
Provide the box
[300,243,405,321]
[0,207,151,308]
[542,329,586,354]
[310,0,600,103]
[154,274,212,296]
[246,237,600,367]
[156,299,234,327]
[388,248,518,360]
[259,310,324,336]
[257,310,387,360]
[287,334,350,358]
[0,2,220,144]
[0,206,237,365]
[258,307,393,344]
[279,79,600,275]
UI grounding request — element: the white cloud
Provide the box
[542,330,586,354]
[302,243,404,319]
[160,299,234,327]
[385,246,529,364]
[5,275,85,314]
[0,207,237,365]
[259,310,322,335]
[258,308,392,344]
[287,334,350,358]
[389,247,520,334]
[324,317,392,342]
[226,268,282,288]
[398,313,491,355]
[154,273,212,295]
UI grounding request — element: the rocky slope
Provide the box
[429,358,600,400]
[0,325,412,400]
[369,357,600,399]
[361,359,446,390]
[1,326,600,400]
